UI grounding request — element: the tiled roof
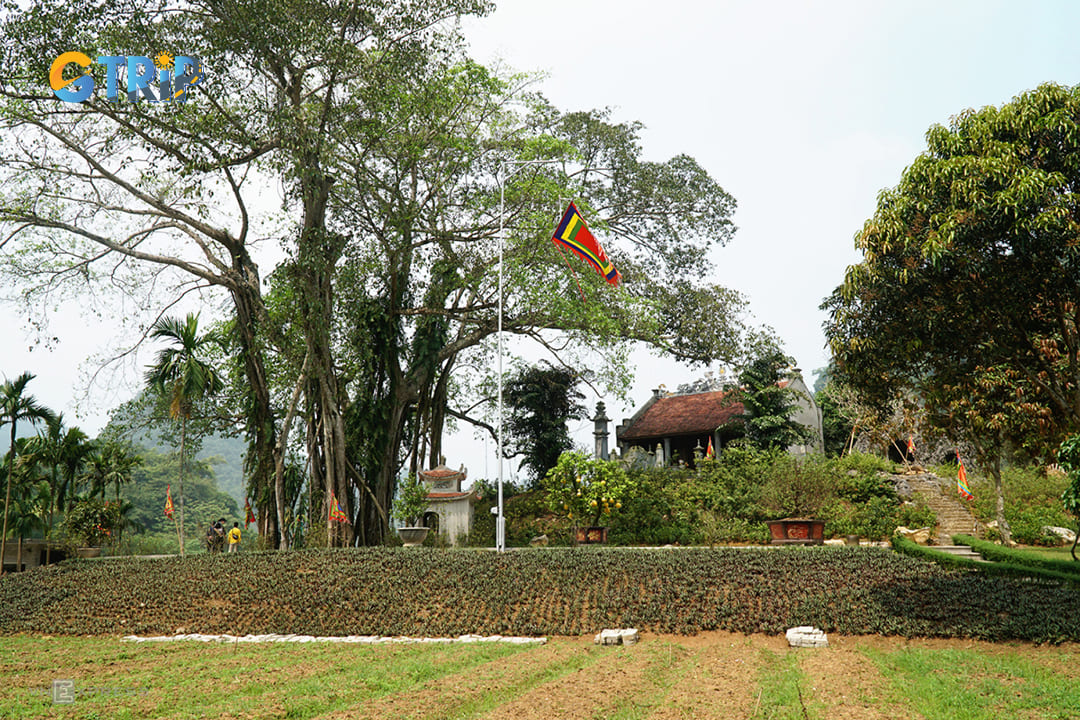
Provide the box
[619,390,744,441]
[419,465,466,481]
[426,491,476,502]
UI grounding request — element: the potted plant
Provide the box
[393,473,431,547]
[761,458,828,545]
[543,452,630,544]
[63,498,121,557]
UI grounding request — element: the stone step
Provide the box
[932,545,987,562]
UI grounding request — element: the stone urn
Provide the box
[398,527,430,547]
[766,518,825,545]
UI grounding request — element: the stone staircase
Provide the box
[900,472,980,543]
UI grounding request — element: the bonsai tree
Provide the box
[543,451,630,528]
[392,473,430,528]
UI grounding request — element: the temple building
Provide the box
[417,462,477,545]
[612,371,823,467]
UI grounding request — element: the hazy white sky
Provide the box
[4,1,1080,482]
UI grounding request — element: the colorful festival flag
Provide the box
[164,484,174,519]
[244,497,256,527]
[329,492,348,523]
[706,436,715,459]
[551,202,621,285]
[906,436,916,456]
[956,451,974,501]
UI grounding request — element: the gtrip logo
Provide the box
[49,52,203,103]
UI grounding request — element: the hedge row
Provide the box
[891,536,1080,585]
[2,547,1080,643]
[952,534,1080,578]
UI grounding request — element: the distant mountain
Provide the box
[100,390,248,507]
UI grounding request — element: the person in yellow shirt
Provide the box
[227,522,241,552]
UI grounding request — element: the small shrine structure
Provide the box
[418,461,477,545]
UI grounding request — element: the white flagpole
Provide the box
[495,158,558,552]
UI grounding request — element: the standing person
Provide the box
[228,522,241,553]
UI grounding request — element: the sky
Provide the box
[4,1,1080,482]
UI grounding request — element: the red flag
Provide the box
[706,437,715,459]
[164,484,174,519]
[906,436,916,455]
[244,497,256,527]
[956,451,973,500]
[552,202,621,285]
[329,492,348,523]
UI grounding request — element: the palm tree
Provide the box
[21,414,92,564]
[80,441,141,501]
[9,480,48,572]
[145,313,225,556]
[0,372,56,574]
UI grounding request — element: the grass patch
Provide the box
[751,649,816,720]
[863,644,1080,720]
[0,636,535,720]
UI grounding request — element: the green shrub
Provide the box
[1010,507,1073,546]
[965,465,1071,539]
[897,502,936,529]
[6,546,1080,642]
[833,451,896,477]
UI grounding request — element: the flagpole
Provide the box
[496,158,558,553]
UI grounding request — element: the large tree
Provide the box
[824,83,1080,541]
[0,0,492,548]
[726,349,814,452]
[19,413,93,564]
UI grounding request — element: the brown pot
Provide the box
[766,518,825,545]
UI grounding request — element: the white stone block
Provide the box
[786,626,828,648]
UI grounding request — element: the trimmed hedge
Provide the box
[891,536,1080,585]
[3,547,1080,643]
[952,534,1080,578]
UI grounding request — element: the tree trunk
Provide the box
[989,456,1012,545]
[228,277,280,549]
[1,422,17,574]
[178,416,187,557]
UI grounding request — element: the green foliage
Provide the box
[826,84,1080,476]
[964,465,1071,544]
[63,498,122,547]
[504,362,586,486]
[729,349,814,451]
[4,547,1080,642]
[834,451,896,477]
[892,535,1080,587]
[144,314,226,422]
[392,474,429,527]
[542,452,631,527]
[517,449,917,544]
[121,447,239,540]
[1056,434,1080,521]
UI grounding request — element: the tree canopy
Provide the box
[824,83,1080,540]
